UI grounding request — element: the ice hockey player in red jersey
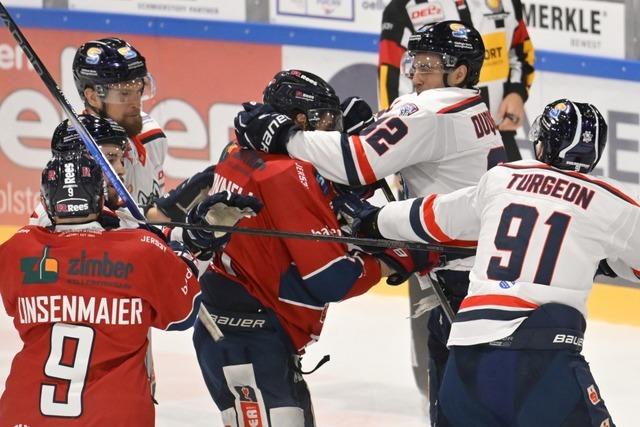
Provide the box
[73,37,168,208]
[193,70,432,427]
[334,99,628,426]
[0,150,202,426]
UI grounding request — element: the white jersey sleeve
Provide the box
[288,88,502,191]
[377,184,482,245]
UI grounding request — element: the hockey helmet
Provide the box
[51,114,128,155]
[263,70,343,131]
[73,38,155,103]
[41,150,104,220]
[405,20,485,88]
[529,99,607,173]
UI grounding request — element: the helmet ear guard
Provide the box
[530,99,607,173]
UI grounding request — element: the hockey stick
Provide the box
[378,177,456,323]
[0,3,144,222]
[149,221,476,256]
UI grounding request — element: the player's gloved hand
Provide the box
[151,165,215,221]
[332,189,381,238]
[595,259,617,278]
[234,102,294,154]
[341,96,375,135]
[376,248,442,286]
[182,191,263,260]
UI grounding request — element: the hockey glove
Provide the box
[234,102,295,154]
[151,165,215,221]
[332,189,381,239]
[341,96,374,135]
[182,191,263,260]
[377,248,441,286]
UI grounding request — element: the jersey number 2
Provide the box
[362,117,408,155]
[487,203,571,285]
[41,323,95,417]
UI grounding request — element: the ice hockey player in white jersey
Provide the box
[233,20,506,420]
[73,38,167,208]
[335,99,629,426]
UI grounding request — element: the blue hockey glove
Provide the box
[234,102,294,154]
[332,189,381,239]
[151,165,215,221]
[182,191,263,260]
[340,96,374,135]
[377,248,442,286]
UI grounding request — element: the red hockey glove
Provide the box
[376,248,441,286]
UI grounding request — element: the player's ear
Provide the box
[449,64,468,88]
[84,87,102,109]
[292,112,308,130]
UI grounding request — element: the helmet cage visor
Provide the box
[95,73,156,104]
[402,51,458,78]
[307,108,343,131]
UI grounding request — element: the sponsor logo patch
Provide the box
[399,103,419,116]
[587,384,601,405]
[21,246,59,284]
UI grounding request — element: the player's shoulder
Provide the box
[402,88,484,116]
[136,112,167,145]
[103,227,172,254]
[0,225,49,251]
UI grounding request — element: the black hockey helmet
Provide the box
[263,69,343,131]
[406,20,485,88]
[529,99,607,173]
[41,150,104,220]
[73,37,155,103]
[51,114,128,155]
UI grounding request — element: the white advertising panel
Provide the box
[67,0,246,21]
[522,0,625,59]
[3,0,43,7]
[272,0,390,33]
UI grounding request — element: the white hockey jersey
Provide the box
[125,112,168,207]
[376,160,640,346]
[288,87,505,198]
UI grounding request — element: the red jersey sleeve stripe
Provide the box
[378,39,405,67]
[437,95,483,114]
[511,19,531,47]
[459,294,539,310]
[350,135,377,184]
[137,128,165,144]
[421,195,477,247]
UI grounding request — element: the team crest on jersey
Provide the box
[498,280,516,289]
[399,103,419,116]
[21,246,59,284]
[450,23,470,39]
[85,47,102,65]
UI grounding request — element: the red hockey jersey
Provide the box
[0,222,201,426]
[209,147,382,351]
